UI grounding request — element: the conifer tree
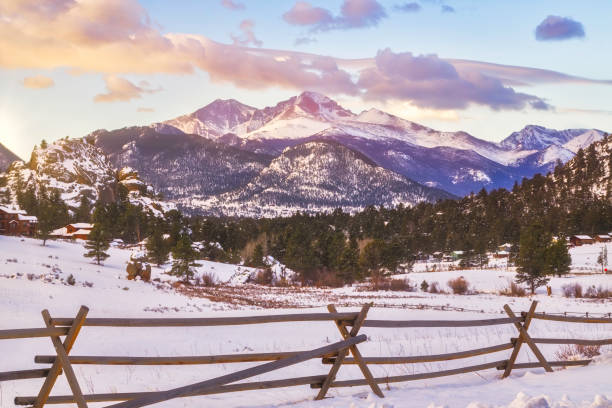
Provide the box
[84,224,111,265]
[547,236,571,277]
[250,243,265,267]
[515,223,551,294]
[146,224,169,266]
[36,195,54,246]
[170,234,199,279]
[75,195,92,223]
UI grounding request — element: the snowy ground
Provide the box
[1,235,611,408]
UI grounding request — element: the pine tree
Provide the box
[84,224,111,265]
[547,236,571,277]
[337,237,360,283]
[515,223,551,294]
[146,225,169,266]
[36,195,54,246]
[75,195,92,223]
[170,234,199,279]
[250,243,265,267]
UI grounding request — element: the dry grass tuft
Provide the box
[447,276,469,295]
[562,283,583,298]
[554,344,601,360]
[499,280,527,297]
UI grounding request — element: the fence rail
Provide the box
[2,301,611,408]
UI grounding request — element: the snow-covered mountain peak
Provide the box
[500,125,597,151]
[277,91,354,121]
[192,98,256,121]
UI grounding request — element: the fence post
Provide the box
[502,301,552,378]
[320,303,384,399]
[34,306,89,408]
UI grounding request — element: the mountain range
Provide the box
[0,91,607,217]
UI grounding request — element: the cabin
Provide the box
[595,234,612,243]
[0,206,38,236]
[50,223,94,240]
[570,235,595,246]
[498,243,513,252]
[493,250,510,259]
[451,250,464,261]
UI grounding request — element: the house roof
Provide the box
[0,205,27,215]
[73,229,91,235]
[50,227,68,236]
[18,214,38,222]
[69,223,94,229]
[573,235,593,240]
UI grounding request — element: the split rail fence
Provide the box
[1,301,611,408]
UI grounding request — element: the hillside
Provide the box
[0,138,173,215]
[191,141,453,217]
[91,126,273,201]
[0,141,19,172]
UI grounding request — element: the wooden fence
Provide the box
[1,301,611,408]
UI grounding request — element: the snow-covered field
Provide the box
[1,235,611,408]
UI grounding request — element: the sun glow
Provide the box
[0,109,24,158]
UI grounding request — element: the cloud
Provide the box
[201,44,358,95]
[22,75,55,89]
[282,0,386,31]
[535,15,585,41]
[294,37,317,46]
[220,0,244,10]
[340,0,387,28]
[1,0,609,113]
[441,5,455,13]
[94,76,160,103]
[357,49,551,111]
[283,2,334,26]
[394,2,422,13]
[231,19,262,47]
[0,0,205,74]
[137,107,155,112]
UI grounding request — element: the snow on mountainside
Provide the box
[501,125,605,151]
[91,126,273,202]
[0,138,173,215]
[0,141,19,172]
[151,92,607,200]
[161,99,257,139]
[190,141,453,217]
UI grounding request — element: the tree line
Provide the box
[3,136,611,290]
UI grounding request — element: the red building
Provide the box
[0,206,38,236]
[570,235,595,246]
[51,223,94,240]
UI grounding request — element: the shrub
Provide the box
[428,281,441,294]
[554,344,601,360]
[448,276,469,295]
[313,269,344,288]
[367,277,413,291]
[499,280,527,297]
[562,283,583,298]
[389,278,414,292]
[584,285,612,298]
[253,268,273,286]
[66,274,76,286]
[420,280,429,292]
[199,271,217,287]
